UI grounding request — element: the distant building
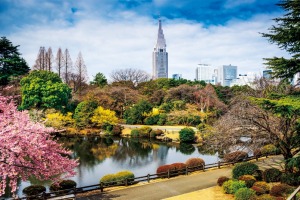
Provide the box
[195,64,216,84]
[152,20,168,79]
[263,70,272,79]
[172,74,182,80]
[218,64,237,86]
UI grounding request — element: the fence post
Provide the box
[42,191,46,200]
[202,164,205,172]
[185,166,188,175]
[100,182,104,192]
[125,178,128,186]
[147,174,150,183]
[167,170,170,179]
[256,156,258,161]
[73,186,77,196]
[218,161,221,169]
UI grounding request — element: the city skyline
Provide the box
[0,0,289,81]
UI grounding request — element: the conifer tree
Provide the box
[262,0,300,83]
[55,47,64,78]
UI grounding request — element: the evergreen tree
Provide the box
[0,37,30,86]
[262,0,300,83]
[90,72,108,88]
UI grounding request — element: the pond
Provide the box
[13,136,221,198]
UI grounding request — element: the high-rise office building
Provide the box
[218,64,237,86]
[195,64,216,84]
[152,20,168,79]
[172,74,182,80]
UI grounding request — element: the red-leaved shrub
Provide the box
[156,164,171,178]
[185,158,205,170]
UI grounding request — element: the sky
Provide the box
[0,0,289,81]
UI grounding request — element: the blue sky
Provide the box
[0,0,287,80]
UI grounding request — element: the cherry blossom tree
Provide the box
[0,95,78,196]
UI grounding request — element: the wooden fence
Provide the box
[17,155,275,199]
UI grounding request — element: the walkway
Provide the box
[76,155,284,200]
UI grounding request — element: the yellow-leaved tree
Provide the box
[91,106,119,127]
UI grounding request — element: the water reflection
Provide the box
[14,136,219,198]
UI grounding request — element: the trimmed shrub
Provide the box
[280,173,300,186]
[185,158,205,170]
[217,176,230,186]
[256,194,276,200]
[150,129,164,138]
[130,129,139,137]
[261,144,278,156]
[138,126,152,137]
[234,188,256,200]
[222,180,247,194]
[253,169,264,181]
[224,151,248,162]
[270,183,294,197]
[239,175,256,188]
[50,180,77,191]
[232,162,259,179]
[111,124,123,136]
[170,163,186,171]
[179,127,195,143]
[156,164,171,178]
[23,185,46,196]
[263,168,282,183]
[100,174,116,183]
[252,181,270,195]
[114,170,135,182]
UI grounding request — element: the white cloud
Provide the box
[8,11,288,81]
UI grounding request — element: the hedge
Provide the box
[185,158,205,169]
[232,162,259,179]
[223,151,248,162]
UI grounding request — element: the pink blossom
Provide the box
[0,95,78,196]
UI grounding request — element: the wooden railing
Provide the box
[17,155,272,199]
[287,185,300,200]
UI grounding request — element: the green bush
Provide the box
[269,183,294,197]
[239,175,256,188]
[114,170,135,182]
[50,180,77,191]
[144,115,159,125]
[130,129,139,137]
[150,129,164,137]
[185,158,205,169]
[234,188,256,200]
[253,169,263,181]
[179,127,195,143]
[157,113,167,125]
[232,162,259,179]
[224,151,248,162]
[23,185,46,196]
[100,174,116,183]
[217,176,230,186]
[263,168,282,183]
[256,194,276,200]
[138,126,152,137]
[222,180,247,194]
[280,173,300,186]
[73,100,98,128]
[251,181,270,195]
[261,144,278,156]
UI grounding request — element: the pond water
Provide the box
[13,136,221,198]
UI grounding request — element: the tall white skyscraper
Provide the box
[152,20,168,79]
[218,64,237,86]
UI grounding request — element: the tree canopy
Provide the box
[262,0,300,82]
[0,37,30,86]
[20,70,71,111]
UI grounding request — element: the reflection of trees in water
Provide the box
[112,138,170,168]
[177,143,196,155]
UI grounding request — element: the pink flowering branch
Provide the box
[0,95,78,196]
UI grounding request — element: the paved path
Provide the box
[76,155,284,200]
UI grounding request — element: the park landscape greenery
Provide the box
[0,0,300,198]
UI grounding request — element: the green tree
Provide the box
[179,127,195,143]
[124,100,152,124]
[0,37,30,85]
[90,72,108,88]
[73,100,98,128]
[262,0,300,81]
[20,70,71,111]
